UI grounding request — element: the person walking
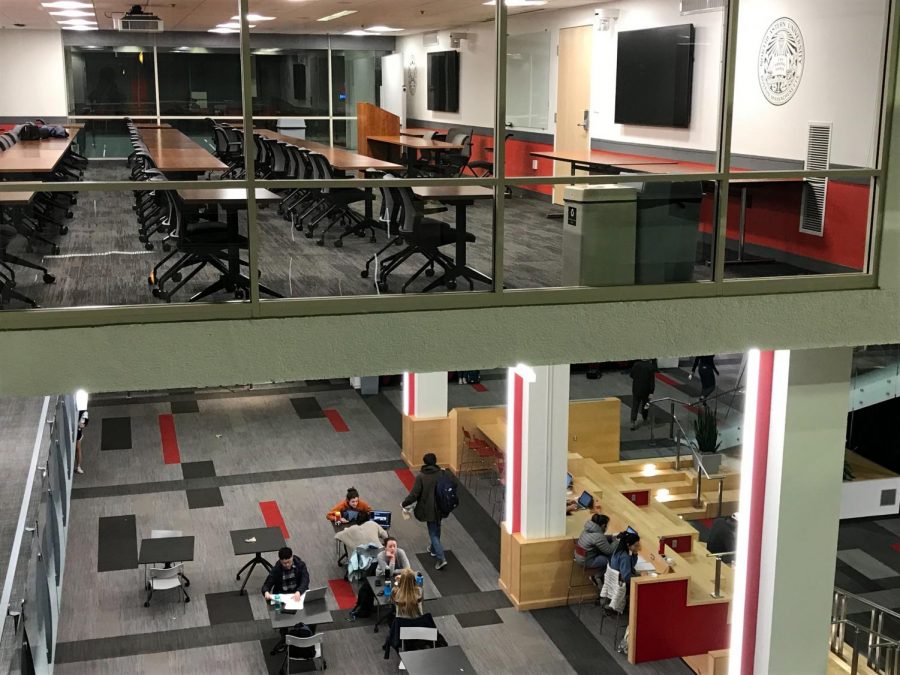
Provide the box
[401,453,459,571]
[690,355,719,403]
[629,359,657,430]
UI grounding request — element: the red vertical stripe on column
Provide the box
[259,500,290,539]
[742,350,775,675]
[511,374,524,534]
[408,373,416,417]
[158,414,181,464]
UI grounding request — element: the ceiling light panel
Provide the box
[367,26,403,32]
[317,10,357,22]
[216,22,255,29]
[62,25,98,30]
[58,18,97,24]
[231,14,275,21]
[49,9,94,17]
[41,1,93,8]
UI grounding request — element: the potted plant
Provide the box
[692,407,722,475]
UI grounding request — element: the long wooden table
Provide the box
[530,148,677,175]
[0,135,77,175]
[368,135,464,176]
[244,128,403,173]
[139,128,226,177]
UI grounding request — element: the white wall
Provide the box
[0,30,68,117]
[841,477,900,519]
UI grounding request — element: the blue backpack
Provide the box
[435,470,459,517]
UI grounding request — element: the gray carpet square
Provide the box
[204,591,254,625]
[875,518,900,537]
[414,550,478,596]
[837,549,900,580]
[100,417,132,451]
[182,461,216,480]
[186,487,224,509]
[171,400,200,414]
[455,609,503,628]
[97,514,137,572]
[290,397,324,419]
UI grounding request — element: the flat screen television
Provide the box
[427,50,460,112]
[614,24,695,128]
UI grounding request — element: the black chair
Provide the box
[304,153,375,247]
[466,133,513,177]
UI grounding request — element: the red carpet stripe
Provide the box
[891,543,900,553]
[328,579,357,610]
[158,414,181,464]
[323,409,349,432]
[471,383,487,392]
[654,372,681,388]
[259,501,289,539]
[395,468,416,491]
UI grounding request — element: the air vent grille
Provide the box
[799,122,832,236]
[680,0,725,14]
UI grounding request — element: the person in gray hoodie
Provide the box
[574,514,616,579]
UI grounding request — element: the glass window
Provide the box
[330,49,390,117]
[65,46,156,116]
[157,49,242,116]
[254,50,331,117]
[506,31,551,130]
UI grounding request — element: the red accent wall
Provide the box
[661,534,694,554]
[633,578,730,663]
[621,490,650,506]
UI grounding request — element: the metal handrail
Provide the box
[832,587,900,674]
[705,550,735,598]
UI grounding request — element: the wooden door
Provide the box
[553,25,593,204]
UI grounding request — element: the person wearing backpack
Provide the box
[401,453,459,571]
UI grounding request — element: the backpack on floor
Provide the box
[435,470,459,517]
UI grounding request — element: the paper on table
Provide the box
[244,537,257,543]
[273,593,305,610]
[635,556,656,573]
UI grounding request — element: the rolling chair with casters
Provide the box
[466,133,513,180]
[304,153,376,247]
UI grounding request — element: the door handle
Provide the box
[577,110,590,132]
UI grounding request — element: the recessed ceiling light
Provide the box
[208,27,237,33]
[216,22,254,29]
[344,30,371,36]
[58,18,97,24]
[62,25,98,30]
[49,9,94,17]
[41,1,92,7]
[317,10,357,21]
[231,14,275,21]
[367,25,403,32]
[483,0,547,5]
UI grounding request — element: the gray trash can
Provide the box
[562,185,637,287]
[633,181,703,284]
[276,117,307,140]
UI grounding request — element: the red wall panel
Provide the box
[621,490,650,506]
[632,577,730,663]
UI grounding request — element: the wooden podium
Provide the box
[356,102,399,157]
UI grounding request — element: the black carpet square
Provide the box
[205,591,254,625]
[456,609,503,628]
[182,461,216,480]
[100,417,132,451]
[259,638,316,675]
[186,487,224,509]
[170,400,200,414]
[97,515,137,572]
[290,397,324,419]
[415,551,478,596]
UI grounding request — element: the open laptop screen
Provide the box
[372,510,392,529]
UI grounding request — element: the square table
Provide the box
[230,526,286,595]
[411,186,494,292]
[399,646,476,674]
[138,536,195,565]
[269,592,334,629]
[366,573,434,633]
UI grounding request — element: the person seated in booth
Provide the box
[609,528,642,590]
[326,487,372,525]
[334,510,389,552]
[262,546,310,603]
[575,513,616,582]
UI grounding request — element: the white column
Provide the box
[402,371,448,418]
[505,364,570,539]
[731,347,852,675]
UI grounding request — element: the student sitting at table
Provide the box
[326,487,372,524]
[262,546,310,603]
[334,510,389,552]
[348,538,413,620]
[575,514,616,581]
[392,568,424,619]
[609,528,642,589]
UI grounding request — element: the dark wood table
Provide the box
[140,128,226,178]
[412,186,494,291]
[135,122,173,129]
[230,526,287,595]
[368,135,463,176]
[178,187,283,301]
[138,536,195,564]
[530,149,677,175]
[0,191,36,206]
[0,136,76,175]
[399,646,476,674]
[248,129,403,173]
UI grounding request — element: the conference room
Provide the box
[0,0,889,309]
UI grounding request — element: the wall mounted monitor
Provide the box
[427,50,460,113]
[614,24,695,128]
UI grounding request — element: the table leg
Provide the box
[421,201,492,293]
[236,552,274,595]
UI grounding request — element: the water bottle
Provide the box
[273,594,282,613]
[383,581,392,598]
[415,572,424,587]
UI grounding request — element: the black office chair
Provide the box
[304,153,375,247]
[466,133,513,178]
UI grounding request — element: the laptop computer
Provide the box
[372,510,392,529]
[576,490,594,510]
[304,587,326,603]
[566,472,574,491]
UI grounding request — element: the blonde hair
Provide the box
[393,568,421,617]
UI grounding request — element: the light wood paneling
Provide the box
[569,398,620,463]
[553,24,592,204]
[401,414,451,469]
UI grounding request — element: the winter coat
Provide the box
[574,519,616,567]
[630,360,657,398]
[401,464,458,523]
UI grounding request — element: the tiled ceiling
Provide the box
[0,0,602,33]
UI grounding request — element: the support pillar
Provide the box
[731,347,852,675]
[401,372,452,469]
[500,363,572,609]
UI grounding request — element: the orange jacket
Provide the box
[326,498,372,522]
